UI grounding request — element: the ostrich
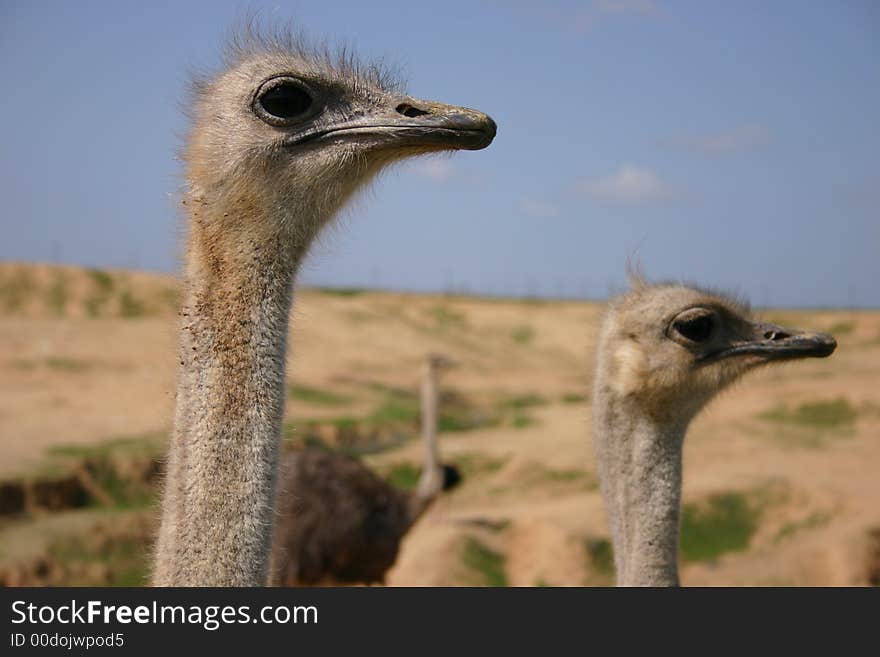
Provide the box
[269,353,460,585]
[592,279,836,586]
[151,29,495,586]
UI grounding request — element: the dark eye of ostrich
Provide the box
[254,78,314,125]
[673,314,714,343]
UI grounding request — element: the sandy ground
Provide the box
[1,262,878,586]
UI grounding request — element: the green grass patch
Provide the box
[0,269,36,312]
[494,395,545,430]
[437,414,472,432]
[287,385,499,456]
[454,453,508,479]
[315,286,366,297]
[360,384,420,426]
[462,537,507,587]
[84,269,115,317]
[281,421,335,452]
[288,384,353,406]
[774,512,831,543]
[439,413,488,432]
[543,468,586,483]
[44,436,161,510]
[369,397,420,425]
[83,298,104,317]
[384,462,421,490]
[361,381,410,396]
[45,357,93,373]
[516,463,594,490]
[439,409,499,433]
[83,460,156,510]
[585,538,615,577]
[511,414,536,429]
[760,398,857,429]
[439,390,504,433]
[486,518,511,533]
[327,416,360,431]
[511,325,535,344]
[426,304,468,329]
[368,387,495,433]
[500,394,547,410]
[47,436,162,460]
[561,392,587,404]
[47,273,68,315]
[87,269,115,292]
[119,290,146,318]
[48,528,150,586]
[680,492,760,562]
[283,418,410,457]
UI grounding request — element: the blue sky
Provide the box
[1,1,877,307]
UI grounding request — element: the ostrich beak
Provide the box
[699,321,837,364]
[378,98,497,151]
[297,97,497,151]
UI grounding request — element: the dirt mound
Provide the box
[1,262,879,587]
[864,527,880,586]
[0,453,161,518]
[506,519,588,586]
[0,512,154,586]
[0,262,178,319]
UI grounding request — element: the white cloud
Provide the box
[410,159,456,183]
[520,198,561,218]
[660,125,770,155]
[575,165,679,204]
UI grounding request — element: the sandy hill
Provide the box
[0,262,878,586]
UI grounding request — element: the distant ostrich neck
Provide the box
[593,395,688,587]
[154,195,311,586]
[417,358,442,496]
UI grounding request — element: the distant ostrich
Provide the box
[151,27,495,586]
[592,279,836,586]
[269,353,461,585]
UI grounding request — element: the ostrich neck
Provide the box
[593,399,687,587]
[154,210,306,586]
[411,364,441,520]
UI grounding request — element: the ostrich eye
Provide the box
[673,315,714,343]
[255,79,314,124]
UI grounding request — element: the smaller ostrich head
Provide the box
[596,281,837,423]
[441,463,463,491]
[425,352,457,374]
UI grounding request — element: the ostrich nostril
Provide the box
[396,103,430,118]
[764,330,791,341]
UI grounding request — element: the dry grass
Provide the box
[1,263,879,586]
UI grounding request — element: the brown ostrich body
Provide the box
[270,354,459,585]
[270,451,459,585]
